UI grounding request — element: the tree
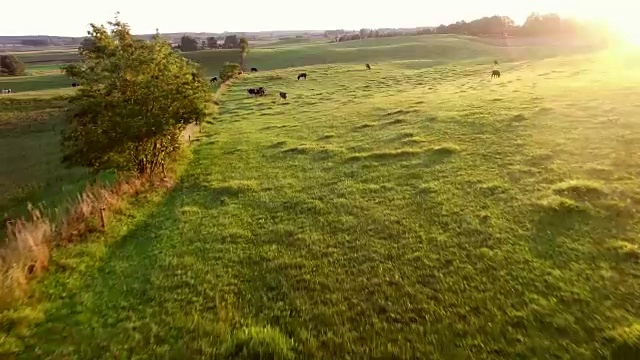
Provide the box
[201,40,207,50]
[61,18,210,175]
[78,37,95,52]
[223,35,239,49]
[239,37,249,70]
[360,28,369,40]
[180,35,199,52]
[219,62,241,82]
[206,36,218,49]
[0,55,26,76]
[522,13,564,36]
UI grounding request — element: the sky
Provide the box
[2,0,639,36]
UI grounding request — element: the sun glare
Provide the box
[610,18,640,45]
[583,4,640,46]
[559,2,640,46]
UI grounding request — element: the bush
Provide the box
[61,18,210,175]
[0,55,26,76]
[219,62,242,82]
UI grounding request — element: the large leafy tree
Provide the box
[180,35,199,52]
[62,18,210,175]
[0,54,26,76]
[206,36,218,49]
[223,35,239,49]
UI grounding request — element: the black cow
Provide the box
[210,77,218,82]
[251,68,258,72]
[71,83,80,87]
[247,87,267,97]
[491,70,501,79]
[366,63,371,70]
[297,72,307,80]
[494,60,499,65]
[279,92,287,100]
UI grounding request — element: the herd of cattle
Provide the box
[243,70,312,101]
[216,62,501,102]
[2,61,502,96]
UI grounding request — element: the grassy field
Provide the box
[1,34,547,223]
[0,66,97,225]
[187,35,605,75]
[4,45,640,358]
[9,35,605,76]
[12,49,80,66]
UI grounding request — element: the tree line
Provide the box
[176,34,245,52]
[330,13,611,43]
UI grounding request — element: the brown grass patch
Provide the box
[0,174,173,307]
[0,208,51,307]
[0,80,214,307]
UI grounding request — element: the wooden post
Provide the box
[99,206,106,229]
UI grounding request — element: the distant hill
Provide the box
[0,35,82,47]
[0,30,328,48]
[0,28,436,50]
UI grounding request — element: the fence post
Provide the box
[99,206,106,229]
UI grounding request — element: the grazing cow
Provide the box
[1,89,12,94]
[210,77,218,83]
[297,72,307,80]
[251,67,258,72]
[247,87,267,97]
[494,60,499,65]
[279,92,287,100]
[366,63,371,70]
[491,70,501,79]
[71,82,80,87]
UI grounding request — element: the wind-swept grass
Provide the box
[3,43,640,358]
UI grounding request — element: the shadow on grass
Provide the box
[528,192,637,268]
[21,168,265,357]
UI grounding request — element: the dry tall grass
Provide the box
[0,174,174,306]
[0,208,51,307]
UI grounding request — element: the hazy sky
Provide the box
[2,0,638,36]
